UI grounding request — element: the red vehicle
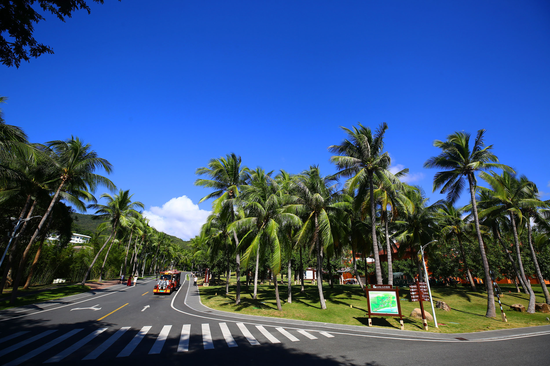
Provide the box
[154,270,181,294]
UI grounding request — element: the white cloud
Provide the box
[389,164,424,184]
[143,196,211,241]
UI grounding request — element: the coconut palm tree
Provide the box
[81,189,142,284]
[287,166,346,310]
[478,171,539,313]
[329,122,400,285]
[10,137,114,303]
[436,201,478,289]
[231,168,301,308]
[424,129,512,318]
[195,153,249,304]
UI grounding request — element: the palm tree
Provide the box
[394,186,439,282]
[81,189,142,284]
[10,137,114,303]
[478,171,538,313]
[329,122,400,285]
[436,201,478,289]
[195,153,249,304]
[424,129,512,318]
[287,166,346,310]
[231,168,301,308]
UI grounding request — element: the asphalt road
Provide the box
[1,272,549,366]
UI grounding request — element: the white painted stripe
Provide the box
[0,331,29,344]
[0,330,56,358]
[237,323,260,346]
[297,329,317,339]
[4,329,82,366]
[219,323,237,347]
[83,326,130,360]
[256,325,280,343]
[276,327,299,342]
[117,326,151,357]
[319,331,334,338]
[45,328,108,363]
[177,324,190,352]
[202,323,214,350]
[149,325,172,354]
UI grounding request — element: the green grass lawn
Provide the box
[0,285,91,310]
[199,281,550,333]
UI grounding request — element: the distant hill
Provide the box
[71,213,190,248]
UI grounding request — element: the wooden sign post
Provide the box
[409,280,430,330]
[365,286,404,330]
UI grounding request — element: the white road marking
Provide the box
[297,329,318,339]
[257,325,280,343]
[276,327,299,342]
[320,331,334,338]
[202,323,214,349]
[4,329,82,366]
[149,325,172,354]
[237,322,260,346]
[70,304,101,311]
[141,305,150,312]
[117,326,151,357]
[177,324,191,352]
[0,331,29,344]
[83,326,130,360]
[0,330,56,358]
[45,328,108,363]
[219,322,238,347]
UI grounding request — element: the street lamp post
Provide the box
[419,240,438,328]
[0,216,41,269]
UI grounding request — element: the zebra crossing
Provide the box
[0,322,334,364]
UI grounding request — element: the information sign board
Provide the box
[364,288,404,329]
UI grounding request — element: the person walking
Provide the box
[133,273,138,287]
[127,275,132,286]
[193,274,197,286]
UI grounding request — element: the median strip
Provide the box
[97,303,129,321]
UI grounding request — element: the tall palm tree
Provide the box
[436,201,478,289]
[10,137,114,303]
[232,168,301,308]
[195,153,249,304]
[478,171,538,313]
[394,186,439,281]
[329,122,400,285]
[81,189,142,284]
[424,129,512,318]
[287,166,346,310]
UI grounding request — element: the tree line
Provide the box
[0,97,185,304]
[190,123,550,317]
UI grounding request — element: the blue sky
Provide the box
[2,1,549,240]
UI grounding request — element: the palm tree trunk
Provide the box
[253,243,260,300]
[232,230,241,305]
[23,234,49,289]
[456,235,476,290]
[467,174,496,318]
[10,180,66,304]
[80,229,116,286]
[225,241,230,295]
[274,272,282,311]
[99,229,117,282]
[287,258,292,303]
[509,213,536,313]
[369,172,383,285]
[122,229,134,278]
[526,220,550,304]
[496,231,528,293]
[299,246,305,293]
[351,245,364,290]
[385,217,393,286]
[315,213,327,310]
[0,197,35,295]
[327,256,333,289]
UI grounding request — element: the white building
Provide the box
[46,233,91,244]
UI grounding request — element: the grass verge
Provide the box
[199,282,550,333]
[0,285,90,310]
